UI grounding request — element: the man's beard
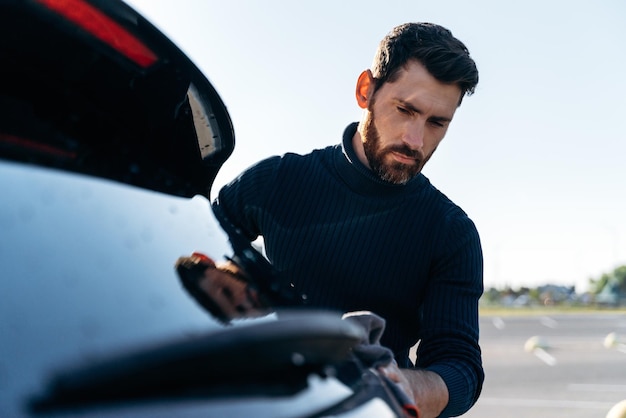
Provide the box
[362,112,423,185]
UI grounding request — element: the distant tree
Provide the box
[483,287,501,304]
[614,266,626,293]
[589,265,626,294]
[528,287,540,303]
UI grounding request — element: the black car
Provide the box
[0,1,410,416]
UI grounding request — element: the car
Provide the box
[0,1,410,416]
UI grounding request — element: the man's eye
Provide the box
[430,120,445,128]
[397,107,410,114]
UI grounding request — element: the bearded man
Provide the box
[190,22,483,418]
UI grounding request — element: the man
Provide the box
[194,22,483,417]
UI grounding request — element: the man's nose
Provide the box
[403,121,425,150]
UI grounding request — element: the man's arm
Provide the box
[413,212,484,416]
[379,362,448,418]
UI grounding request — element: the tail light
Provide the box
[36,0,158,68]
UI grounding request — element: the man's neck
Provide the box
[351,124,371,169]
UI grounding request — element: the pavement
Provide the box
[462,312,626,418]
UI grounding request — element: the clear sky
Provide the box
[125,0,625,292]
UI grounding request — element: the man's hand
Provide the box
[176,253,271,323]
[199,260,270,320]
[378,362,448,418]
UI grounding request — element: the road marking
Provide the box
[476,397,615,409]
[492,317,505,330]
[533,347,557,366]
[540,316,558,328]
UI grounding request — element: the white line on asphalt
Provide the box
[492,317,505,330]
[540,316,558,328]
[475,397,615,409]
[533,347,557,366]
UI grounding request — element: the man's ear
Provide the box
[355,70,374,109]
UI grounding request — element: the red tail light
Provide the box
[36,0,158,68]
[0,133,77,160]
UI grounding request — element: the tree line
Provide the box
[482,264,626,307]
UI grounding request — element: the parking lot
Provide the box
[463,312,626,417]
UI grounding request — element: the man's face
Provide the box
[360,60,461,184]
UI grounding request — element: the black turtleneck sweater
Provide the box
[215,122,484,416]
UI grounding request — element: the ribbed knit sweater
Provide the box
[215,122,484,416]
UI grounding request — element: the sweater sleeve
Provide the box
[214,156,281,240]
[418,210,484,417]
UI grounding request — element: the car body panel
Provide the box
[0,160,231,415]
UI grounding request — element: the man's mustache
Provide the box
[385,145,424,162]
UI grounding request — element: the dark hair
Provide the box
[371,22,479,105]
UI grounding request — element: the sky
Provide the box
[124,0,625,292]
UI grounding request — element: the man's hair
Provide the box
[371,22,479,105]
